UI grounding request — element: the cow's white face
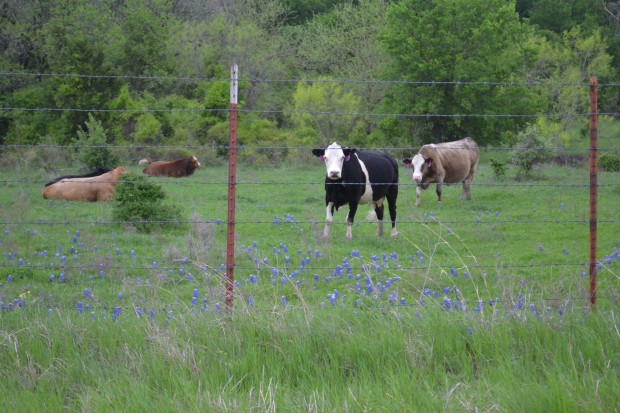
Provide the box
[314,142,351,180]
[409,154,427,183]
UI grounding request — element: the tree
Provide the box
[288,78,363,146]
[379,0,546,145]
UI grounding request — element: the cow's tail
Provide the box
[365,209,378,222]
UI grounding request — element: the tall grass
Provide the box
[1,151,619,411]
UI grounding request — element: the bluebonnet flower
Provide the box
[329,293,337,306]
[77,301,83,314]
[99,270,105,278]
[249,275,258,284]
[450,267,458,277]
[443,287,451,295]
[191,296,197,306]
[49,274,55,282]
[84,288,91,298]
[7,275,12,282]
[149,309,155,319]
[18,258,24,266]
[248,295,254,306]
[466,327,473,335]
[113,307,122,320]
[400,298,407,306]
[281,296,288,306]
[59,273,65,282]
[135,307,142,318]
[117,292,124,300]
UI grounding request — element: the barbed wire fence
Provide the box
[1,70,619,312]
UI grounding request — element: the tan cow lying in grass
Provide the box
[42,166,126,201]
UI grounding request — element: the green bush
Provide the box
[510,124,555,178]
[490,158,507,179]
[112,173,182,233]
[599,153,620,172]
[75,113,120,170]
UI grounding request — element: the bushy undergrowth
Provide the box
[599,153,620,172]
[112,172,182,233]
[510,124,555,179]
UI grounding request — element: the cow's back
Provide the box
[354,151,399,202]
[420,138,479,183]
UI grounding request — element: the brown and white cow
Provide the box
[403,137,479,206]
[139,156,201,177]
[42,166,126,201]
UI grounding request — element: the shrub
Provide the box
[490,158,507,179]
[112,172,182,233]
[510,124,555,178]
[599,154,620,172]
[75,113,120,170]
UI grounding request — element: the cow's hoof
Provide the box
[390,230,399,238]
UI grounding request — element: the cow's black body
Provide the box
[313,143,399,239]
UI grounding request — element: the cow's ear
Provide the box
[425,158,433,169]
[343,148,355,161]
[312,149,325,158]
[403,158,412,169]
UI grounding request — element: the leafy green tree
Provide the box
[74,113,120,170]
[285,0,392,144]
[379,0,546,145]
[531,27,612,137]
[288,78,363,146]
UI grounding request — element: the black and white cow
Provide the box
[312,142,399,239]
[403,137,480,206]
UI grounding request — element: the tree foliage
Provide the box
[0,0,618,153]
[379,0,549,145]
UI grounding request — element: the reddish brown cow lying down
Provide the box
[139,156,201,177]
[42,166,126,201]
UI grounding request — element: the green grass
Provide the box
[1,155,619,411]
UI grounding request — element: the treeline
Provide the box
[0,0,618,154]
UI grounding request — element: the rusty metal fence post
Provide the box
[226,64,239,311]
[589,76,598,309]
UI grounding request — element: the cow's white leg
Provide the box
[415,185,422,207]
[345,223,353,240]
[324,202,334,238]
[391,227,399,238]
[376,219,384,237]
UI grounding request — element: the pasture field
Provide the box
[1,151,620,412]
